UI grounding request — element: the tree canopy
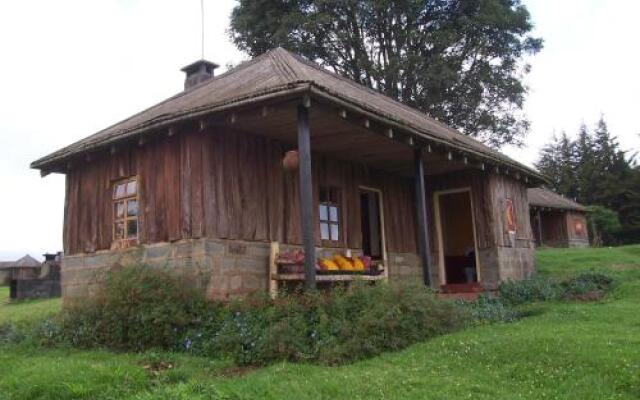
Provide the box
[229,0,542,147]
[536,117,640,244]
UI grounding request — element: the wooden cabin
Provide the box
[529,188,589,248]
[0,254,61,299]
[31,48,546,299]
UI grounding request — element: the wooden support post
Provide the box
[414,147,433,287]
[297,102,316,290]
[537,209,544,247]
[269,241,279,298]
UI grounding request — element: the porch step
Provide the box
[437,291,483,301]
[439,282,483,294]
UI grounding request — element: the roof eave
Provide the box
[31,82,315,173]
[307,85,548,185]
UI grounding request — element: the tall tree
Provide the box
[536,117,640,245]
[229,0,542,147]
[536,132,577,199]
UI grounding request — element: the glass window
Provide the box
[127,199,138,217]
[113,177,139,243]
[319,186,340,242]
[320,223,330,240]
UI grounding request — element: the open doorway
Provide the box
[435,189,480,285]
[360,188,386,261]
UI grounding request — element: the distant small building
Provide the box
[0,253,61,299]
[528,188,589,248]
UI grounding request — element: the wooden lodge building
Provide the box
[528,188,589,248]
[32,48,547,299]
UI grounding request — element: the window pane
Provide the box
[114,221,124,240]
[114,184,126,198]
[319,205,328,221]
[126,180,137,195]
[127,199,138,217]
[115,201,125,219]
[329,206,338,222]
[320,223,329,240]
[127,220,138,238]
[330,224,339,241]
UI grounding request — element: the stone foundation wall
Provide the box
[62,239,272,301]
[387,252,427,283]
[496,246,536,283]
[12,278,61,300]
[62,238,535,299]
[568,238,589,248]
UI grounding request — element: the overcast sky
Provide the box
[0,0,638,261]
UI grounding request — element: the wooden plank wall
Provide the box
[565,211,588,242]
[63,127,418,255]
[489,174,533,247]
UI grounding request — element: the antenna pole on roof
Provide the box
[200,0,205,59]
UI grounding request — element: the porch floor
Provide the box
[437,282,486,301]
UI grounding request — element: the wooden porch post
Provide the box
[414,147,432,287]
[297,102,316,289]
[537,209,544,247]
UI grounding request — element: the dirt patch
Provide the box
[567,290,605,302]
[141,361,174,376]
[608,264,640,271]
[218,365,259,378]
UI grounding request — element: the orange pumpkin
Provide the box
[319,258,339,271]
[334,254,353,271]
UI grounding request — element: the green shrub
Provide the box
[184,283,469,366]
[59,265,208,351]
[560,272,615,298]
[464,294,521,324]
[498,276,559,305]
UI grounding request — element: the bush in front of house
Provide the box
[497,272,615,305]
[559,272,615,299]
[51,265,469,365]
[186,282,469,366]
[464,294,521,324]
[59,265,209,350]
[497,276,559,305]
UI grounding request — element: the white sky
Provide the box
[0,0,638,261]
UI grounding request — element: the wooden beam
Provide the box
[297,103,316,290]
[386,128,394,139]
[414,147,433,287]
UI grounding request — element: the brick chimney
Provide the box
[181,59,219,90]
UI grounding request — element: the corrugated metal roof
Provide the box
[31,47,545,181]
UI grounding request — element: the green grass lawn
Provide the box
[1,245,639,399]
[0,286,61,325]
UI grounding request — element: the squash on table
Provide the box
[319,258,339,271]
[334,254,354,271]
[352,257,365,271]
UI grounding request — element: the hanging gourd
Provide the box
[282,150,299,171]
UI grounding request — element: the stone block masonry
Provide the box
[62,239,431,300]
